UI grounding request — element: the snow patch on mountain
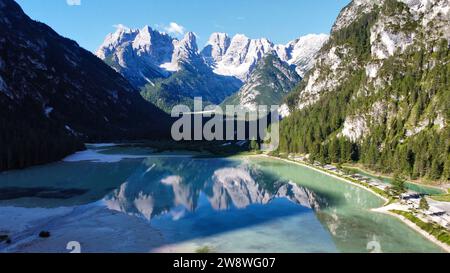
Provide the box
[159,61,179,72]
[279,34,330,77]
[209,34,273,81]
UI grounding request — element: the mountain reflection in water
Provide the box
[104,157,323,222]
[0,153,443,253]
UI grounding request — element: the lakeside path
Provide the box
[259,154,450,253]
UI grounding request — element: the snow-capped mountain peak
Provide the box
[205,34,272,81]
[176,32,199,55]
[96,26,328,87]
[95,25,175,86]
[96,26,137,59]
[96,25,175,60]
[131,25,156,52]
[202,32,231,64]
[161,32,200,72]
[201,33,328,81]
[279,33,330,77]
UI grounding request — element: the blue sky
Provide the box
[16,0,351,52]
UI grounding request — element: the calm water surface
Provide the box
[0,145,444,253]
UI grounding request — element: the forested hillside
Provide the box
[279,0,450,182]
[0,0,170,171]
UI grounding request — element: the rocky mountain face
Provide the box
[97,28,243,111]
[139,32,243,112]
[0,0,170,171]
[96,25,174,87]
[96,27,204,78]
[202,33,329,81]
[276,34,331,77]
[222,53,301,110]
[201,34,274,82]
[97,28,328,111]
[165,32,203,70]
[280,0,450,181]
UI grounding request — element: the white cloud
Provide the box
[113,24,130,31]
[66,0,81,6]
[164,22,185,35]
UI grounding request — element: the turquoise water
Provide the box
[348,168,444,195]
[0,146,444,253]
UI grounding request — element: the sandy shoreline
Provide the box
[262,155,450,253]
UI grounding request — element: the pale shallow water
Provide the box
[0,146,444,253]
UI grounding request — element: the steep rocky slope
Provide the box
[280,0,450,181]
[96,25,174,87]
[222,54,301,110]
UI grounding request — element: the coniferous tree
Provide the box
[419,197,430,211]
